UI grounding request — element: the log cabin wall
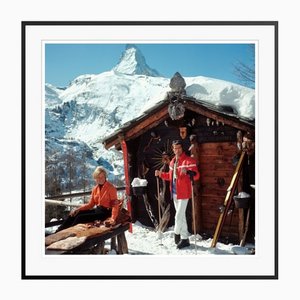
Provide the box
[126,108,255,243]
[198,142,238,239]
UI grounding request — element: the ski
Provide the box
[211,150,246,247]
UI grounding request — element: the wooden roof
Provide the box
[102,96,255,150]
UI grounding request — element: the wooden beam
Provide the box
[45,186,125,200]
[104,106,169,149]
[185,101,255,134]
[45,199,81,207]
[124,106,169,141]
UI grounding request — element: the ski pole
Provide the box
[187,170,197,254]
[156,176,163,245]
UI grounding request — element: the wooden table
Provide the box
[45,222,130,255]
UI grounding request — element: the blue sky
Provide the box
[45,43,254,88]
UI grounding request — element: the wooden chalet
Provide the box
[102,73,255,245]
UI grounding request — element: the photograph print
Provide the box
[22,21,278,279]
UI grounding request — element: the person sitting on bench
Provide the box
[56,166,120,232]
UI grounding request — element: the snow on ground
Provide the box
[117,221,254,256]
[46,220,254,255]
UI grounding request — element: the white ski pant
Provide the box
[173,194,189,239]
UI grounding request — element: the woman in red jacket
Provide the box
[56,166,120,232]
[155,140,200,249]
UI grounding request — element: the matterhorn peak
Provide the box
[113,44,162,77]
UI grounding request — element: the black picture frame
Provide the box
[21,21,278,280]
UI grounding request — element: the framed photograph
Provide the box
[22,21,278,279]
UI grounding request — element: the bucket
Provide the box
[233,192,251,209]
[132,186,146,196]
[131,178,148,196]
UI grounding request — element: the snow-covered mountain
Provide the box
[113,44,162,77]
[45,44,255,194]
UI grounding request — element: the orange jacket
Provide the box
[79,181,120,220]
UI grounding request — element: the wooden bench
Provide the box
[45,222,130,255]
